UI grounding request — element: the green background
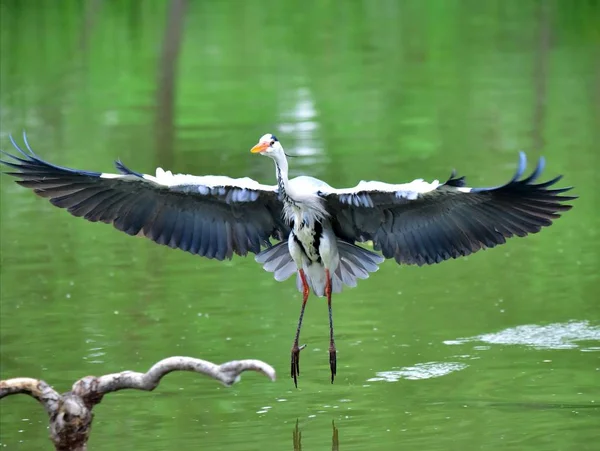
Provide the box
[0,1,598,449]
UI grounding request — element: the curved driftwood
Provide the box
[1,357,276,451]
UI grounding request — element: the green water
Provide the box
[1,1,599,450]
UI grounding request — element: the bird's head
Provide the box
[250,133,285,160]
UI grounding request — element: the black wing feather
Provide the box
[1,133,289,260]
[327,152,575,266]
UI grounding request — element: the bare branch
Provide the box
[1,357,275,450]
[0,378,60,415]
[71,357,276,398]
[216,359,277,386]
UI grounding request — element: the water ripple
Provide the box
[368,362,469,382]
[444,320,600,351]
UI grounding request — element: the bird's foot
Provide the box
[329,345,337,384]
[291,344,307,388]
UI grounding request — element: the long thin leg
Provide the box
[325,269,336,383]
[291,268,310,388]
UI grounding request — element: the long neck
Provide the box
[273,151,328,224]
[273,152,292,203]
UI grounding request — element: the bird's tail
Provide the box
[298,241,385,296]
[256,240,384,296]
[255,242,297,282]
[325,241,384,295]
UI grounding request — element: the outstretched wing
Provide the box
[1,133,289,260]
[320,153,575,266]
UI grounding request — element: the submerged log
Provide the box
[0,357,276,451]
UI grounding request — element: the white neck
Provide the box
[272,151,291,201]
[271,150,329,224]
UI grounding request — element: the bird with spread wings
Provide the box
[1,133,575,386]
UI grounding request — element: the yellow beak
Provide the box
[250,142,269,153]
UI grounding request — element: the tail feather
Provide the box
[255,242,288,264]
[298,265,327,296]
[262,252,288,272]
[332,272,344,293]
[339,257,368,280]
[305,241,383,296]
[275,259,296,282]
[339,241,384,266]
[337,260,358,287]
[256,242,297,282]
[257,240,384,295]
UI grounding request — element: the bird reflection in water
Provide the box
[293,419,339,451]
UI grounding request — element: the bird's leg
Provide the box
[291,268,310,388]
[325,269,336,384]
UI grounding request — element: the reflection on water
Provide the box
[332,421,339,451]
[83,334,107,364]
[256,405,272,415]
[368,362,469,382]
[445,321,600,351]
[293,419,339,451]
[278,87,325,172]
[1,2,599,451]
[293,419,302,451]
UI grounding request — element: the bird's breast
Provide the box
[292,220,323,263]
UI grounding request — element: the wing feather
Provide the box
[323,152,575,266]
[1,133,288,260]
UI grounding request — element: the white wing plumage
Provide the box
[148,168,278,192]
[320,178,441,205]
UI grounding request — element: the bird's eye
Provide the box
[270,141,275,146]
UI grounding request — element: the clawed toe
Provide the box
[329,347,337,384]
[291,344,306,388]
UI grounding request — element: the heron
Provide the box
[1,133,575,386]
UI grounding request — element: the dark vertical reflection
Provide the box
[155,0,188,167]
[127,0,143,55]
[532,1,551,153]
[332,420,339,451]
[291,420,340,450]
[79,0,103,55]
[293,419,302,451]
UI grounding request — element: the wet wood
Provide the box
[1,357,275,451]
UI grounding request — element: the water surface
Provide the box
[1,2,599,450]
